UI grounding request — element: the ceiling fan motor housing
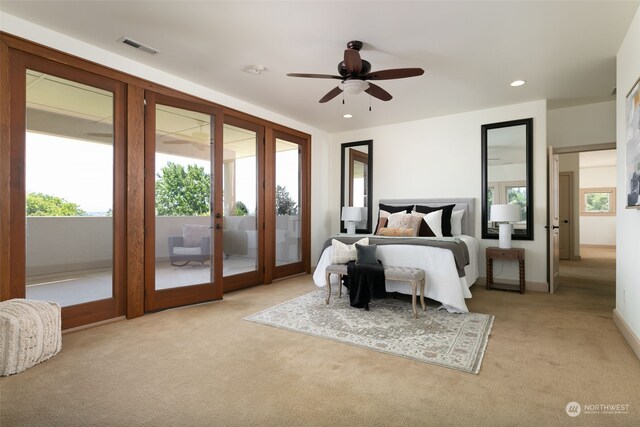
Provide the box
[338,59,371,78]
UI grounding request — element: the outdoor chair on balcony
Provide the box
[168,224,211,267]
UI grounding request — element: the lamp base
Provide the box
[346,222,357,235]
[498,223,513,249]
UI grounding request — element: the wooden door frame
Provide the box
[143,91,224,312]
[1,33,313,325]
[2,49,127,329]
[222,115,266,292]
[548,147,560,294]
[269,130,311,281]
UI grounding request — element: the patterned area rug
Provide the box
[244,291,494,374]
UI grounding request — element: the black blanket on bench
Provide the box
[345,261,386,310]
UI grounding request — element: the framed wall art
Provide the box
[626,76,640,208]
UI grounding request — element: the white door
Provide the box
[548,147,560,293]
[559,172,572,260]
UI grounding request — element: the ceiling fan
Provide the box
[287,40,424,103]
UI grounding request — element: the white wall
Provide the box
[579,164,617,246]
[558,153,581,257]
[331,100,548,286]
[616,6,640,343]
[0,12,333,265]
[547,101,616,149]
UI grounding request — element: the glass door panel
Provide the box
[25,70,115,307]
[144,92,222,312]
[275,138,302,266]
[154,104,213,290]
[223,123,259,277]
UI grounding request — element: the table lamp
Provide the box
[490,204,521,249]
[341,206,362,235]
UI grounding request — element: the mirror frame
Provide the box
[340,140,373,234]
[481,118,533,241]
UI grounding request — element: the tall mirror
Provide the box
[481,118,533,240]
[341,140,373,234]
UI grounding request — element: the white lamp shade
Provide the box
[341,206,363,221]
[490,204,520,223]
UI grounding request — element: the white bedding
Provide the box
[312,235,479,313]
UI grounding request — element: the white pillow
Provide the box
[331,237,369,264]
[423,210,443,238]
[450,210,464,236]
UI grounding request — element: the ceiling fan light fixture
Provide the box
[340,79,370,95]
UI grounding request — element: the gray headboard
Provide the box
[377,198,475,236]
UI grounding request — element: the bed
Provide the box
[312,198,479,313]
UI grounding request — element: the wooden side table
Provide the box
[486,247,525,294]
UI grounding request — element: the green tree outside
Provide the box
[232,201,249,216]
[276,185,298,215]
[26,192,85,216]
[155,162,211,216]
[586,193,610,212]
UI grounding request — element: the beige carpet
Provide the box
[1,250,639,426]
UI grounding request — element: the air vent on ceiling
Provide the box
[118,36,160,55]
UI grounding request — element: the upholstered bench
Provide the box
[0,299,62,376]
[325,264,426,318]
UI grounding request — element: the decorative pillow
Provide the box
[423,210,443,238]
[378,227,414,237]
[375,217,388,235]
[182,224,210,247]
[374,204,414,234]
[451,210,464,236]
[386,212,422,236]
[415,204,455,237]
[356,243,378,265]
[331,237,369,264]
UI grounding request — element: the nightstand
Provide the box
[486,247,525,294]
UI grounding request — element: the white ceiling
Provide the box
[2,1,638,133]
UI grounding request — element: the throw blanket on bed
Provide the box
[321,236,470,277]
[345,261,386,310]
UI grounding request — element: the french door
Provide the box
[271,130,310,279]
[144,92,223,311]
[8,51,126,329]
[222,116,265,292]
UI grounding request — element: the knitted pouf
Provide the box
[0,299,62,376]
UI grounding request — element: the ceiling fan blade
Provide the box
[364,68,425,80]
[365,83,392,101]
[344,49,362,74]
[287,73,342,79]
[319,86,343,103]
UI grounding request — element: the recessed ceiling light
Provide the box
[244,64,266,75]
[343,114,353,119]
[510,80,526,87]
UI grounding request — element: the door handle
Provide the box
[552,225,560,229]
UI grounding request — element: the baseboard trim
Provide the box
[613,309,640,360]
[476,277,548,292]
[580,244,616,249]
[63,316,125,334]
